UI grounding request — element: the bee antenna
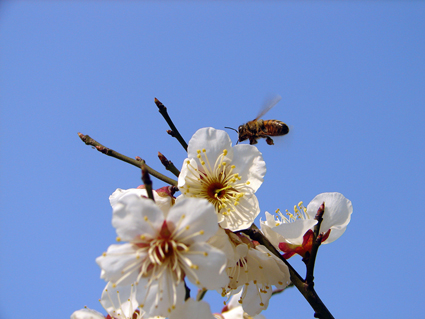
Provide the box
[224,126,238,133]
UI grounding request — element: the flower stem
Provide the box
[154,98,188,151]
[78,132,178,186]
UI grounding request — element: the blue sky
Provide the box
[1,2,424,319]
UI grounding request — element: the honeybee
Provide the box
[227,95,289,145]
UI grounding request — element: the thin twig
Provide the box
[158,152,180,177]
[141,164,154,201]
[78,132,177,186]
[154,98,188,151]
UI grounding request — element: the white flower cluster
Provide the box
[72,128,352,319]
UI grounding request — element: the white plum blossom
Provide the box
[209,228,290,316]
[261,192,352,258]
[71,308,104,319]
[178,127,266,231]
[96,195,229,317]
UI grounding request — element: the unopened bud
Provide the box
[77,132,86,142]
[315,202,325,221]
[158,152,170,166]
[155,186,177,198]
[154,97,166,111]
[167,130,176,137]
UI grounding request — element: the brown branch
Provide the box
[78,132,177,186]
[154,98,188,151]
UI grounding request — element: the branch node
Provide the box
[95,145,110,154]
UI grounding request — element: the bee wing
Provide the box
[254,95,282,120]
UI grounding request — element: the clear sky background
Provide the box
[1,2,424,319]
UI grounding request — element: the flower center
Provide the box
[183,149,248,215]
[150,238,179,264]
[207,181,226,199]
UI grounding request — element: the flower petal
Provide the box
[166,198,218,244]
[110,188,172,217]
[136,270,185,317]
[221,305,243,319]
[177,158,199,189]
[240,283,272,316]
[169,299,216,319]
[70,308,105,319]
[231,144,266,192]
[219,192,260,231]
[208,227,239,267]
[260,218,285,250]
[112,194,164,242]
[96,244,142,286]
[181,242,229,290]
[187,128,233,163]
[307,192,352,243]
[250,245,290,288]
[264,211,276,225]
[261,218,317,246]
[324,225,347,244]
[100,281,139,319]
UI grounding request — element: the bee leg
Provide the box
[249,137,258,145]
[266,136,274,145]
